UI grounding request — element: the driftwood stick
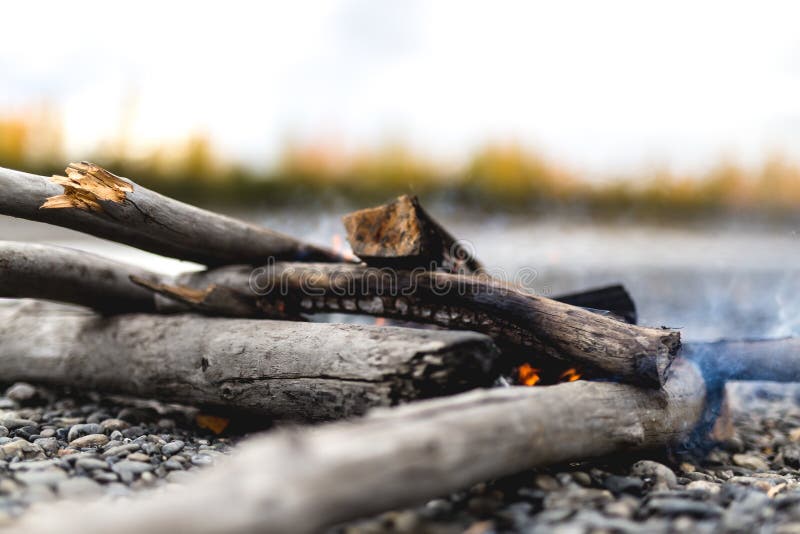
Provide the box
[9,359,705,534]
[0,241,159,312]
[685,338,800,384]
[0,162,342,265]
[0,301,499,422]
[151,263,679,386]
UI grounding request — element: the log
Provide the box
[342,194,483,273]
[0,300,499,422]
[9,359,705,534]
[342,196,636,322]
[0,241,159,313]
[684,338,800,385]
[0,162,342,265]
[149,262,680,386]
[555,284,637,325]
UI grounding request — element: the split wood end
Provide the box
[40,162,133,213]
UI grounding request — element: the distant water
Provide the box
[3,210,800,342]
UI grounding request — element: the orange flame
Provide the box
[559,368,581,382]
[517,363,541,386]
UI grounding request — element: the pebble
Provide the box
[5,384,38,405]
[33,438,58,455]
[0,441,43,461]
[69,434,109,449]
[0,419,37,431]
[0,428,6,439]
[100,419,129,432]
[66,424,103,443]
[161,440,185,457]
[75,458,109,471]
[126,453,151,463]
[733,454,771,472]
[102,444,140,458]
[687,480,722,495]
[630,460,678,490]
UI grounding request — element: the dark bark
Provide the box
[148,262,680,387]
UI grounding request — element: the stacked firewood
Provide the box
[0,162,796,533]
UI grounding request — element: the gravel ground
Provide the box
[5,381,800,533]
[0,382,235,526]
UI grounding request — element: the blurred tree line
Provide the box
[2,111,800,220]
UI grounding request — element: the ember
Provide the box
[559,368,581,382]
[517,363,541,386]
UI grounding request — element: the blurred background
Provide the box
[3,0,800,339]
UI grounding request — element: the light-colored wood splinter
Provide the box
[41,161,134,212]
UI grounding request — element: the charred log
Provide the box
[148,263,680,387]
[0,300,499,422]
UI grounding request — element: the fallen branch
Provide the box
[0,162,342,265]
[0,241,158,313]
[9,359,705,534]
[0,300,498,422]
[151,262,679,386]
[685,338,800,385]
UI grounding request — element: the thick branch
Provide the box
[0,162,342,265]
[9,359,705,534]
[0,241,158,312]
[0,301,499,422]
[156,263,679,386]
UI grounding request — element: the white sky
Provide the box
[2,0,799,176]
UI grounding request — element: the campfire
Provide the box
[0,161,796,534]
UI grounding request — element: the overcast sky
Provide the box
[2,0,800,176]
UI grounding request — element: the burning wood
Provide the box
[148,262,679,387]
[0,163,343,265]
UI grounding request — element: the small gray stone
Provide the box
[75,457,109,471]
[161,440,185,457]
[163,459,184,471]
[5,383,37,404]
[191,454,214,466]
[103,443,140,457]
[112,459,156,475]
[69,434,109,449]
[33,437,59,455]
[126,452,151,462]
[67,424,103,443]
[0,428,7,439]
[687,480,722,495]
[100,419,129,432]
[733,453,771,472]
[0,440,44,461]
[631,460,678,490]
[0,418,37,430]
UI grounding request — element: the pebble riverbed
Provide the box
[5,380,800,533]
[0,382,235,526]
